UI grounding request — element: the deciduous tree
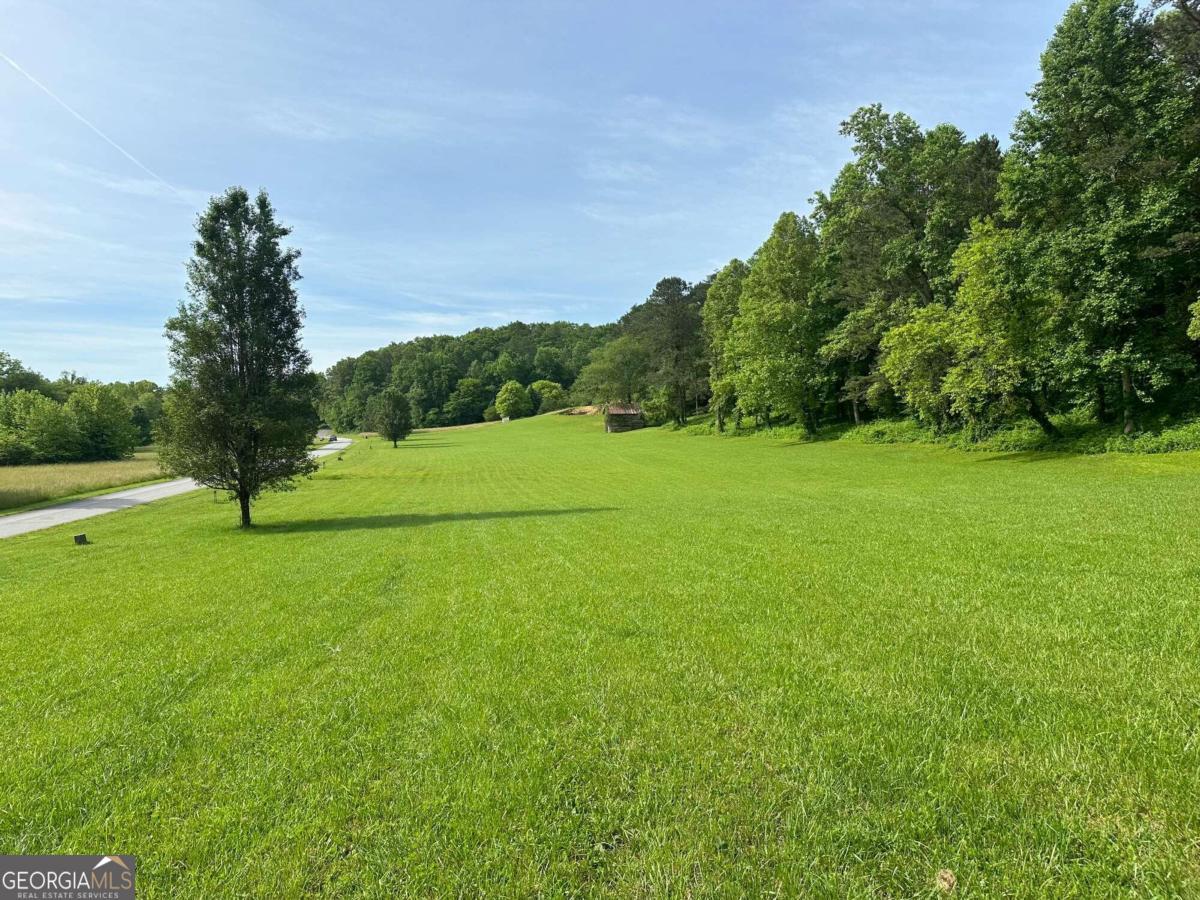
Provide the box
[615,278,708,425]
[530,379,569,413]
[728,213,827,431]
[702,259,749,431]
[814,107,1001,415]
[366,387,413,446]
[572,336,650,406]
[494,380,533,419]
[66,383,139,460]
[1003,0,1200,434]
[160,187,319,528]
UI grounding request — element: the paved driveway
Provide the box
[0,439,352,539]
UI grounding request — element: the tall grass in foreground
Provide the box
[0,448,162,510]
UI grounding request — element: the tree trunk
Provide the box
[804,406,819,436]
[1025,393,1060,439]
[1121,366,1136,435]
[715,406,725,433]
[238,490,252,528]
[851,396,861,426]
[393,438,398,448]
[1095,383,1108,422]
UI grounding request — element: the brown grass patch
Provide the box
[0,449,163,511]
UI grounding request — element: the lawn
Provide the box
[0,447,163,511]
[1,415,1197,897]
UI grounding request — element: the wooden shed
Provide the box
[604,403,645,433]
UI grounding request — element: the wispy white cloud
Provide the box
[0,319,169,380]
[599,95,733,152]
[0,280,79,304]
[0,0,1067,381]
[0,50,191,202]
[0,191,140,255]
[252,102,443,143]
[47,161,212,207]
[579,157,658,184]
[575,203,689,229]
[0,191,184,317]
[250,79,557,144]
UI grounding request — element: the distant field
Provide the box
[0,448,163,511]
[1,417,1198,896]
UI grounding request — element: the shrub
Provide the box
[1106,420,1200,454]
[836,412,1200,456]
[841,419,936,445]
[494,381,533,419]
[529,380,568,414]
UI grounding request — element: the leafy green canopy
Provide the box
[530,380,569,414]
[573,278,707,425]
[813,106,1001,415]
[571,336,650,408]
[1000,0,1200,432]
[159,187,319,527]
[366,388,413,446]
[494,380,534,419]
[0,385,138,465]
[727,213,827,431]
[321,322,613,431]
[702,0,1200,439]
[702,259,749,431]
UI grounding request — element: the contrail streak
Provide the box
[0,50,186,200]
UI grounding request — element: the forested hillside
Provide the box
[318,321,614,430]
[322,0,1200,446]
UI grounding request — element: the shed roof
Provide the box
[606,404,643,415]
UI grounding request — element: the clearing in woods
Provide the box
[1,413,1197,896]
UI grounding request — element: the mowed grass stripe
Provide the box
[1,416,1198,896]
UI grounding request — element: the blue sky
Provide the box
[1,0,1071,382]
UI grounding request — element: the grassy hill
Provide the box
[1,414,1198,896]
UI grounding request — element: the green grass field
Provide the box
[0,448,163,512]
[1,415,1198,897]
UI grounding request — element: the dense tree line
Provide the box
[583,0,1200,440]
[321,2,1200,439]
[0,352,162,464]
[319,321,613,430]
[700,0,1200,436]
[431,0,1196,441]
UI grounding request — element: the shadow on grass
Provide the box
[972,450,1086,463]
[251,506,619,534]
[360,436,456,449]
